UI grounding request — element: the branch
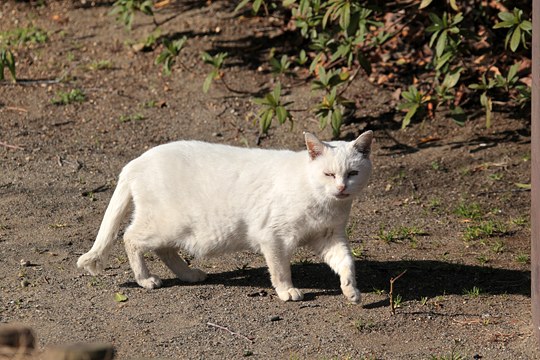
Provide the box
[206,322,254,343]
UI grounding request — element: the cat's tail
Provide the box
[77,175,131,275]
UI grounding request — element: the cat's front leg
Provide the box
[315,235,361,304]
[260,244,303,301]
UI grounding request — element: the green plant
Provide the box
[463,220,507,242]
[493,8,532,52]
[201,52,228,93]
[269,53,291,76]
[476,255,489,265]
[88,60,113,71]
[351,246,363,258]
[0,25,48,46]
[463,286,481,298]
[51,89,86,105]
[111,0,153,29]
[0,49,16,82]
[372,288,385,296]
[377,225,426,244]
[492,240,505,254]
[420,296,428,306]
[155,36,187,75]
[430,353,466,360]
[353,318,376,333]
[119,113,145,123]
[515,253,530,265]
[398,85,429,128]
[253,82,292,135]
[454,201,482,220]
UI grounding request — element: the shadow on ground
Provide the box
[122,259,530,304]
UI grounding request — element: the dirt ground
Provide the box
[0,1,537,359]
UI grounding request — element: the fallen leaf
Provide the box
[114,292,128,302]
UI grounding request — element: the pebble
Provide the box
[269,315,282,322]
[20,259,31,267]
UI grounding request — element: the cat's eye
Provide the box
[324,172,335,178]
[347,170,359,178]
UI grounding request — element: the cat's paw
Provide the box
[276,287,304,302]
[342,286,361,304]
[138,275,162,289]
[180,268,207,283]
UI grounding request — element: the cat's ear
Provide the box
[351,130,373,156]
[304,132,326,160]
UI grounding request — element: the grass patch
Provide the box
[463,220,507,241]
[454,201,482,220]
[0,25,48,46]
[377,225,427,246]
[51,89,86,105]
[88,60,113,71]
[463,286,482,298]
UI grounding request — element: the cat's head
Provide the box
[304,131,373,201]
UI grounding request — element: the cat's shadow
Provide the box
[120,259,530,306]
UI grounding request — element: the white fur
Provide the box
[77,131,373,302]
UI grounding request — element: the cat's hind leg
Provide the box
[154,248,207,283]
[123,233,162,289]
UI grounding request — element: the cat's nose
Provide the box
[337,184,346,193]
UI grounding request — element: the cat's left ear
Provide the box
[351,130,373,156]
[304,132,326,160]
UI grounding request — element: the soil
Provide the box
[0,1,536,359]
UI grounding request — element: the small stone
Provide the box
[20,259,31,267]
[21,279,30,287]
[269,315,282,322]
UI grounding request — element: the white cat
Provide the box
[77,131,373,303]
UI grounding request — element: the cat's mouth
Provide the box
[335,193,350,200]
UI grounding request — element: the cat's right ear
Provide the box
[304,132,326,160]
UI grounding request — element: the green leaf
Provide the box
[276,105,288,124]
[340,2,350,31]
[234,0,251,13]
[514,183,531,190]
[510,27,521,52]
[497,11,515,22]
[4,50,16,81]
[435,30,447,57]
[442,69,461,89]
[260,109,274,133]
[272,82,281,102]
[419,0,433,9]
[114,292,128,302]
[507,62,520,82]
[520,20,532,31]
[450,106,466,126]
[480,92,492,128]
[331,108,342,137]
[203,70,216,93]
[435,51,453,70]
[449,0,458,11]
[428,12,443,27]
[493,20,514,29]
[252,0,263,14]
[401,104,418,129]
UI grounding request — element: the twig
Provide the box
[4,106,28,113]
[206,322,254,343]
[389,269,407,315]
[0,141,24,150]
